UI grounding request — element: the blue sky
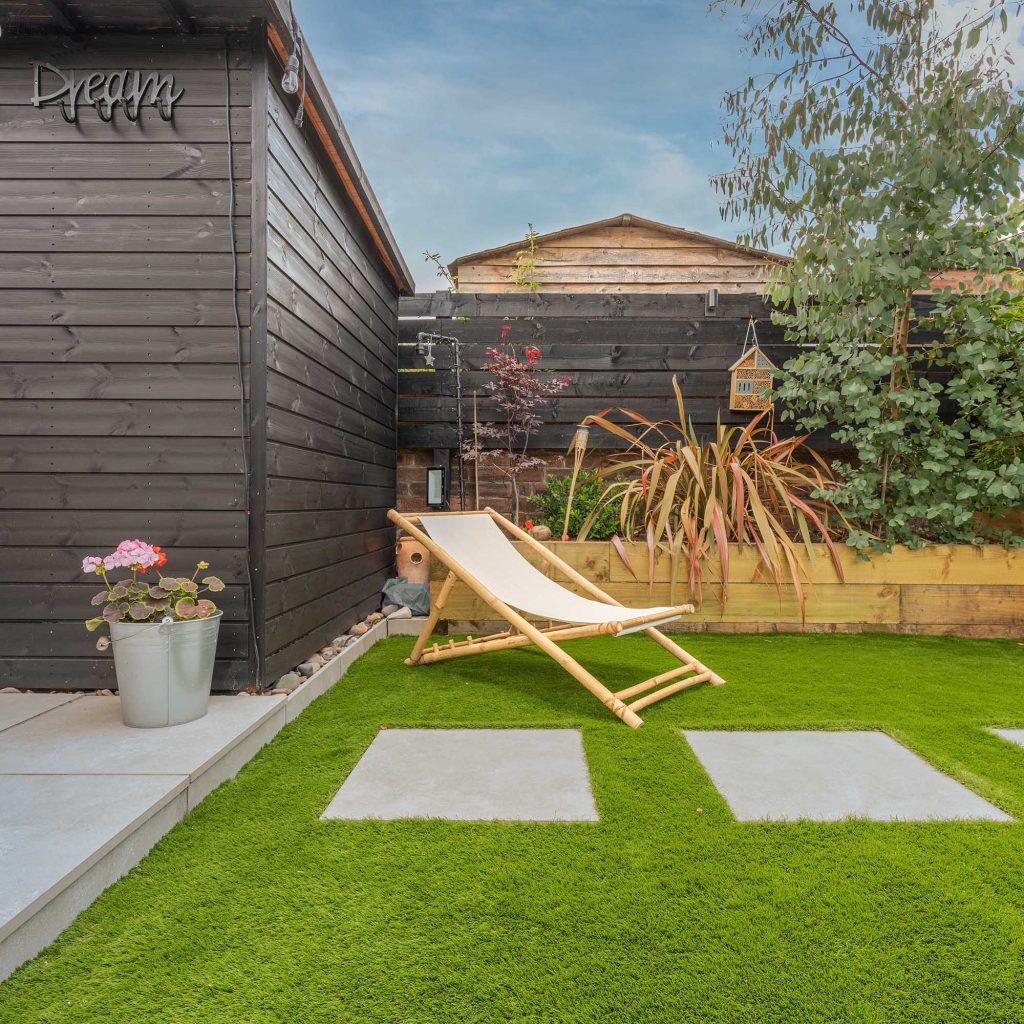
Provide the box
[291,0,1024,291]
[291,0,754,289]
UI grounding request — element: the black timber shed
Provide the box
[0,0,415,690]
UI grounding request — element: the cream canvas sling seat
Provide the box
[388,508,725,728]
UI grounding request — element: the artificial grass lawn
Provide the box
[3,633,1024,1023]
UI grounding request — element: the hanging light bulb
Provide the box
[281,51,300,95]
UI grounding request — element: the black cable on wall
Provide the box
[224,34,262,689]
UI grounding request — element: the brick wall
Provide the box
[396,447,604,518]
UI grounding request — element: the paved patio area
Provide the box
[0,617,413,981]
[0,691,288,980]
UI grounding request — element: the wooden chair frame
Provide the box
[387,507,725,728]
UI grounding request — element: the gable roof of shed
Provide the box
[448,213,791,274]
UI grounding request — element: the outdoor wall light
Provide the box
[705,287,720,314]
[281,51,300,94]
[426,466,447,508]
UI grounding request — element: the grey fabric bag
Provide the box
[382,576,431,617]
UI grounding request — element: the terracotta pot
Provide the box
[396,536,430,583]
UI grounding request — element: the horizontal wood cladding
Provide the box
[0,143,252,178]
[0,289,251,326]
[0,179,251,216]
[397,310,792,449]
[0,657,251,691]
[0,362,245,398]
[0,104,253,143]
[0,36,253,69]
[453,224,780,293]
[0,34,253,691]
[434,542,1024,637]
[400,291,773,319]
[0,215,250,252]
[0,252,251,289]
[0,399,244,435]
[0,326,250,363]
[261,74,398,683]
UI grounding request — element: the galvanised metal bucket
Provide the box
[109,611,222,728]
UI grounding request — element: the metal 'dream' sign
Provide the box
[31,63,184,124]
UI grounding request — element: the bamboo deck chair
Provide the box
[387,508,725,728]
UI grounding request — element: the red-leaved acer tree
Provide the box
[462,343,572,524]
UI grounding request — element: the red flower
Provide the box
[523,345,541,364]
[500,324,511,338]
[524,519,534,530]
[156,552,168,568]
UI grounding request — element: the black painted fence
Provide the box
[398,291,796,450]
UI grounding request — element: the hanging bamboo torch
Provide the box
[562,421,591,541]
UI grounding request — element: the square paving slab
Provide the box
[322,729,599,822]
[0,695,284,778]
[992,729,1024,750]
[682,730,1010,822]
[0,693,82,734]
[0,773,186,945]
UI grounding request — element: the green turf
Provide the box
[2,633,1024,1023]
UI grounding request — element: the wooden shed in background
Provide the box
[0,0,413,690]
[448,213,789,293]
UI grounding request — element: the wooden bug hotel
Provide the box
[728,320,776,412]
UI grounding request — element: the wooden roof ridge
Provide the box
[265,2,415,294]
[727,346,775,371]
[447,213,792,274]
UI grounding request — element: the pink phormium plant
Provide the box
[462,343,572,523]
[82,540,224,651]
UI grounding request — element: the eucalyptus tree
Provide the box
[713,0,1024,548]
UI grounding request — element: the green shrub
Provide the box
[531,471,620,540]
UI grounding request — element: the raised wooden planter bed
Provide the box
[432,542,1024,638]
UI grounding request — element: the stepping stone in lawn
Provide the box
[682,730,1010,822]
[321,728,598,822]
[992,729,1024,751]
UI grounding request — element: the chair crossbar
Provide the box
[614,664,697,700]
[627,671,712,714]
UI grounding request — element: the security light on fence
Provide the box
[426,466,447,508]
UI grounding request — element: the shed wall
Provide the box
[0,34,255,689]
[453,224,778,293]
[262,74,398,681]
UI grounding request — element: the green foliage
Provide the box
[83,563,224,650]
[571,385,846,614]
[512,223,544,291]
[531,470,620,539]
[713,0,1024,548]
